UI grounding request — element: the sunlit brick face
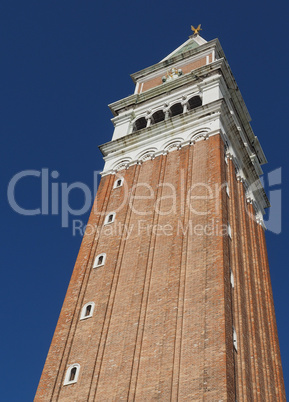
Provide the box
[35,35,285,402]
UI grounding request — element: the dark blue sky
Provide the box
[1,1,288,400]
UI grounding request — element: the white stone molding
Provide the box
[64,364,80,385]
[190,130,209,143]
[180,139,191,148]
[113,159,131,171]
[256,211,265,227]
[154,149,167,158]
[113,176,124,189]
[165,141,181,152]
[127,160,138,168]
[146,116,152,127]
[225,149,233,160]
[80,302,95,320]
[137,149,157,162]
[93,253,106,268]
[236,172,245,183]
[104,213,116,226]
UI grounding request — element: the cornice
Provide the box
[130,39,220,83]
[108,59,224,117]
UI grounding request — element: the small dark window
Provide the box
[188,96,202,110]
[69,367,77,382]
[169,103,183,117]
[64,364,80,385]
[133,117,147,132]
[104,213,115,225]
[85,305,92,317]
[80,302,95,319]
[93,253,106,268]
[152,110,165,124]
[114,177,124,189]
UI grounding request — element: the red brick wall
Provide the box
[139,57,208,93]
[35,134,285,401]
[226,157,286,401]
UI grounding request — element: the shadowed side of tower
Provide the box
[35,33,285,401]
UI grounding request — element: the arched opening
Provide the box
[93,253,106,268]
[151,110,165,124]
[64,364,80,385]
[169,103,183,117]
[69,367,77,382]
[133,117,147,132]
[188,96,202,110]
[80,302,95,320]
[85,304,92,317]
[113,177,124,189]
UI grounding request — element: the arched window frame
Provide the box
[80,302,95,320]
[104,212,116,225]
[187,95,202,110]
[63,363,80,385]
[113,177,124,189]
[93,253,106,268]
[169,102,183,117]
[132,116,147,132]
[151,109,165,125]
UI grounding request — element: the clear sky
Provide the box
[1,0,288,400]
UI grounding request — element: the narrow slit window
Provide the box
[104,213,115,225]
[69,367,77,382]
[233,327,238,351]
[93,253,106,268]
[228,223,232,239]
[80,302,95,320]
[85,305,92,317]
[114,177,124,189]
[64,364,80,385]
[230,269,235,288]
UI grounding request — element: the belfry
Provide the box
[35,30,285,401]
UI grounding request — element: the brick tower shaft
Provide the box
[35,33,285,401]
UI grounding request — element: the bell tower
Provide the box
[35,31,285,401]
